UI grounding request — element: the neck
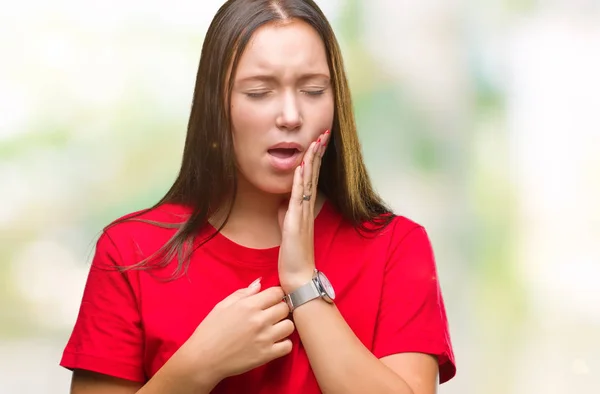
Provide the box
[209,175,325,249]
[209,175,288,248]
[230,181,288,230]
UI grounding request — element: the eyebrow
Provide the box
[236,73,331,84]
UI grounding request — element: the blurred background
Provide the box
[1,0,598,392]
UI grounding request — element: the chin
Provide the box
[260,182,293,195]
[253,176,294,195]
[238,168,294,196]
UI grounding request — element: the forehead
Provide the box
[235,19,329,80]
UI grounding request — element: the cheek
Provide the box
[323,98,335,127]
[230,100,272,146]
[230,99,268,174]
[230,95,275,128]
[231,101,253,150]
[309,95,335,138]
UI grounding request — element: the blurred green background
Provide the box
[1,0,599,393]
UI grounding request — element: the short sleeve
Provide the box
[372,226,456,384]
[60,231,145,382]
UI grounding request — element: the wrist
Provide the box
[280,269,315,294]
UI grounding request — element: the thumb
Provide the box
[220,277,262,307]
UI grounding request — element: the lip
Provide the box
[267,142,304,172]
[267,142,304,151]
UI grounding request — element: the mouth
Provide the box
[267,143,303,171]
[267,147,301,159]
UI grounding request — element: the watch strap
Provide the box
[284,279,320,311]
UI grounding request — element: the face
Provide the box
[230,20,334,195]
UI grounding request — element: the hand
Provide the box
[278,130,331,293]
[175,279,294,388]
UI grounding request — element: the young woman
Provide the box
[61,1,456,393]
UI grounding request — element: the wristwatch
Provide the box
[283,269,336,312]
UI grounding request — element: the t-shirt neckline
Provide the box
[199,199,338,268]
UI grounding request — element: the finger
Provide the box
[302,140,319,221]
[319,129,331,158]
[268,318,295,342]
[269,338,293,359]
[249,286,285,309]
[302,141,317,196]
[311,131,330,215]
[262,300,291,323]
[306,131,329,219]
[218,277,262,308]
[286,163,304,228]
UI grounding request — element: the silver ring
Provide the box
[302,194,312,201]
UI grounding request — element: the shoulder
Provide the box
[357,212,427,249]
[103,203,190,234]
[328,207,433,268]
[378,215,438,280]
[386,214,424,238]
[98,203,192,258]
[387,215,430,250]
[357,213,436,274]
[326,200,427,247]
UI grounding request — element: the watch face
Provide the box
[317,271,335,300]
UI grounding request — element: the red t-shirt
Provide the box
[60,201,456,392]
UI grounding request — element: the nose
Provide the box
[275,91,302,132]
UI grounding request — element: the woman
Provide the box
[61,0,456,393]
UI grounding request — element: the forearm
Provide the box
[136,348,220,394]
[293,300,413,394]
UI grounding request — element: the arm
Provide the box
[70,370,142,394]
[288,227,453,394]
[134,352,217,394]
[66,231,218,394]
[70,350,218,394]
[293,301,437,394]
[279,132,454,393]
[64,232,292,394]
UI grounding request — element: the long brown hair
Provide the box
[109,0,393,275]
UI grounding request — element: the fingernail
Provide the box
[317,137,322,143]
[249,277,262,289]
[301,161,304,167]
[325,129,330,134]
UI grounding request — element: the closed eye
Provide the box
[244,89,326,99]
[302,90,326,96]
[245,91,270,99]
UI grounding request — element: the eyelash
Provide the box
[245,90,326,99]
[246,92,269,99]
[303,90,325,96]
